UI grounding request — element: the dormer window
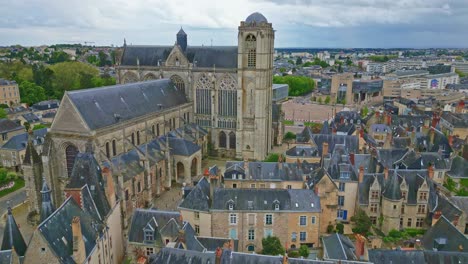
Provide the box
[227,200,235,210]
[144,230,154,242]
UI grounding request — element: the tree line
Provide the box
[273,75,315,96]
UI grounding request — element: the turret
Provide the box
[40,176,55,222]
[177,27,187,52]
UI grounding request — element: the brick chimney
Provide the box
[355,234,366,260]
[322,142,329,158]
[72,217,86,264]
[432,211,442,226]
[359,166,364,183]
[384,167,389,180]
[427,164,434,180]
[429,128,435,146]
[215,247,223,264]
[453,214,460,226]
[448,135,454,147]
[349,152,355,165]
[432,112,440,128]
[386,114,392,126]
[278,154,283,170]
[102,167,116,207]
[209,175,219,206]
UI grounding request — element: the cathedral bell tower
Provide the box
[237,12,274,160]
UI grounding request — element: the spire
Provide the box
[1,206,27,256]
[177,27,186,36]
[123,38,127,47]
[40,176,55,222]
[23,129,41,165]
[383,169,401,201]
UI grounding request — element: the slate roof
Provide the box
[31,100,60,111]
[377,148,408,169]
[66,152,111,219]
[179,222,205,252]
[325,144,358,181]
[121,45,238,68]
[21,112,40,123]
[178,177,211,212]
[224,161,305,182]
[128,209,181,246]
[286,145,319,158]
[1,128,47,150]
[422,216,468,252]
[168,123,208,142]
[150,247,334,264]
[432,195,463,223]
[369,249,468,264]
[40,177,55,222]
[0,119,22,134]
[195,237,239,252]
[164,136,201,156]
[311,134,359,157]
[37,197,105,264]
[447,156,468,178]
[211,189,321,212]
[66,79,188,130]
[0,250,12,264]
[0,208,27,256]
[322,233,357,261]
[441,112,468,128]
[245,12,268,23]
[449,196,468,217]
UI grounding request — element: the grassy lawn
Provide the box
[0,178,25,198]
[282,120,294,125]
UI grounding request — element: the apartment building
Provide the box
[0,79,20,106]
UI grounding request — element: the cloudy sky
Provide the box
[0,0,467,48]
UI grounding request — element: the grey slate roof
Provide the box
[164,136,201,156]
[179,222,205,252]
[0,250,12,264]
[0,208,27,256]
[449,196,468,217]
[224,161,306,182]
[286,145,319,158]
[432,195,463,223]
[31,99,59,111]
[128,209,181,246]
[245,12,268,23]
[447,156,468,178]
[0,119,22,134]
[369,249,468,264]
[37,197,105,264]
[66,152,111,219]
[322,233,357,261]
[121,45,238,68]
[1,128,47,150]
[21,112,40,123]
[377,148,407,169]
[179,177,211,212]
[195,237,238,252]
[211,189,321,212]
[422,216,468,252]
[66,79,188,130]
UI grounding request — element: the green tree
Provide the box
[273,76,315,96]
[351,209,372,236]
[33,124,48,130]
[317,97,323,104]
[261,236,285,256]
[324,96,331,104]
[289,251,300,258]
[299,245,310,258]
[19,81,47,105]
[48,51,70,64]
[296,57,303,65]
[361,106,369,117]
[283,132,296,140]
[0,108,7,119]
[264,153,280,162]
[335,223,344,234]
[87,55,98,65]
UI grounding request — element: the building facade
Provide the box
[0,79,20,106]
[116,12,275,160]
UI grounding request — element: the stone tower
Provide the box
[382,170,402,234]
[177,27,187,52]
[237,12,274,160]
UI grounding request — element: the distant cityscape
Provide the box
[0,10,467,264]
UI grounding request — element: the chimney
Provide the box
[429,128,435,145]
[432,211,442,226]
[359,166,364,183]
[384,132,392,149]
[349,152,355,166]
[243,158,249,178]
[410,131,416,147]
[340,116,344,125]
[453,214,460,226]
[376,111,380,118]
[215,247,223,264]
[432,112,440,128]
[209,175,218,206]
[102,167,116,206]
[355,234,365,260]
[278,154,283,170]
[386,114,392,126]
[359,127,364,138]
[448,135,454,147]
[282,254,289,264]
[314,185,319,195]
[178,229,186,244]
[322,142,329,158]
[72,217,86,264]
[384,167,389,180]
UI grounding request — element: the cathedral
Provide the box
[117,12,275,160]
[23,13,275,220]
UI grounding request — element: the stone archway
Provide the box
[177,162,185,182]
[143,73,157,81]
[191,157,198,178]
[122,71,139,84]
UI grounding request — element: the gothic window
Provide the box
[229,132,236,149]
[218,74,237,117]
[112,140,116,156]
[65,144,78,177]
[245,34,256,68]
[170,75,185,91]
[131,132,135,145]
[196,74,212,115]
[156,124,160,136]
[105,142,110,158]
[219,131,227,148]
[137,131,141,145]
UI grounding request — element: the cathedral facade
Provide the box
[117,12,275,160]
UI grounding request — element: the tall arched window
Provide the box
[137,131,141,145]
[196,74,212,115]
[112,140,117,156]
[219,131,227,148]
[105,142,110,158]
[170,75,185,91]
[218,74,237,117]
[156,123,160,136]
[131,132,135,145]
[229,132,236,149]
[245,34,256,68]
[65,144,79,177]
